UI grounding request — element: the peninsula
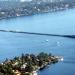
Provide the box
[0,52,62,75]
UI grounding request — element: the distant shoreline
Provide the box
[0,8,74,20]
[0,1,75,20]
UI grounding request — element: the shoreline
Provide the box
[0,1,75,20]
[0,52,63,75]
[0,7,74,20]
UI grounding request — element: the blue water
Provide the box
[0,9,75,75]
[0,8,75,35]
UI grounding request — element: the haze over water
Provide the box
[0,8,75,75]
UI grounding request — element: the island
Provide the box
[0,52,63,75]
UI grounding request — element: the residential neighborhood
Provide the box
[0,0,75,19]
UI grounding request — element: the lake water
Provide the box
[0,9,75,75]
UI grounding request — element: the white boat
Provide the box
[60,57,64,61]
[32,71,37,75]
[45,39,49,42]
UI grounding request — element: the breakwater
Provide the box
[0,29,75,39]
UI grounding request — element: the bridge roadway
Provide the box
[0,29,75,39]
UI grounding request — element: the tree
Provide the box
[37,52,49,62]
[25,63,34,73]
